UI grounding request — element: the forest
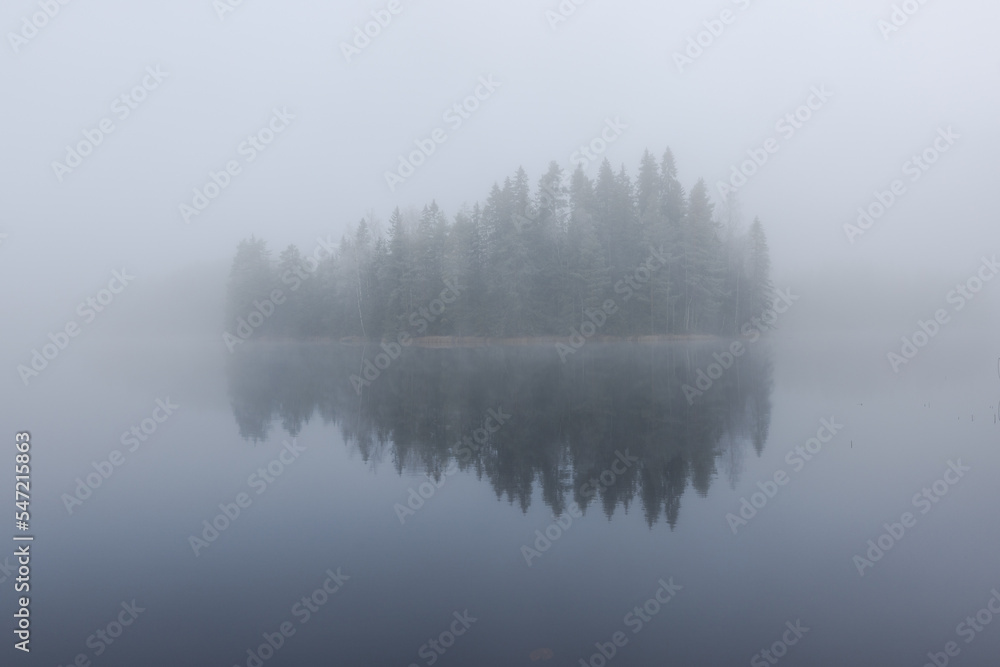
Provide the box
[224,148,773,342]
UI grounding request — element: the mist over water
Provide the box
[2,1,999,665]
[5,332,998,665]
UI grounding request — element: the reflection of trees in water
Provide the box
[227,342,773,527]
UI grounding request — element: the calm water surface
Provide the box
[5,331,999,666]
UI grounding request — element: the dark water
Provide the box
[4,333,999,666]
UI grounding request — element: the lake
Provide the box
[7,330,1000,666]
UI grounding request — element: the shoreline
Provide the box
[253,334,723,348]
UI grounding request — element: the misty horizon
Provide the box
[3,2,999,666]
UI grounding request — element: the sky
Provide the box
[2,0,999,351]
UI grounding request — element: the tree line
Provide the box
[225,149,773,341]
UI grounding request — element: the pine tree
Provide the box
[566,166,611,315]
[382,207,413,334]
[636,150,660,218]
[226,236,275,332]
[531,162,570,332]
[276,244,305,334]
[747,217,774,317]
[658,149,687,334]
[680,179,723,333]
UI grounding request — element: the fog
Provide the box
[5,4,1000,664]
[3,3,997,460]
[3,1,999,350]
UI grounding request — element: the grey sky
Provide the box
[2,0,998,354]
